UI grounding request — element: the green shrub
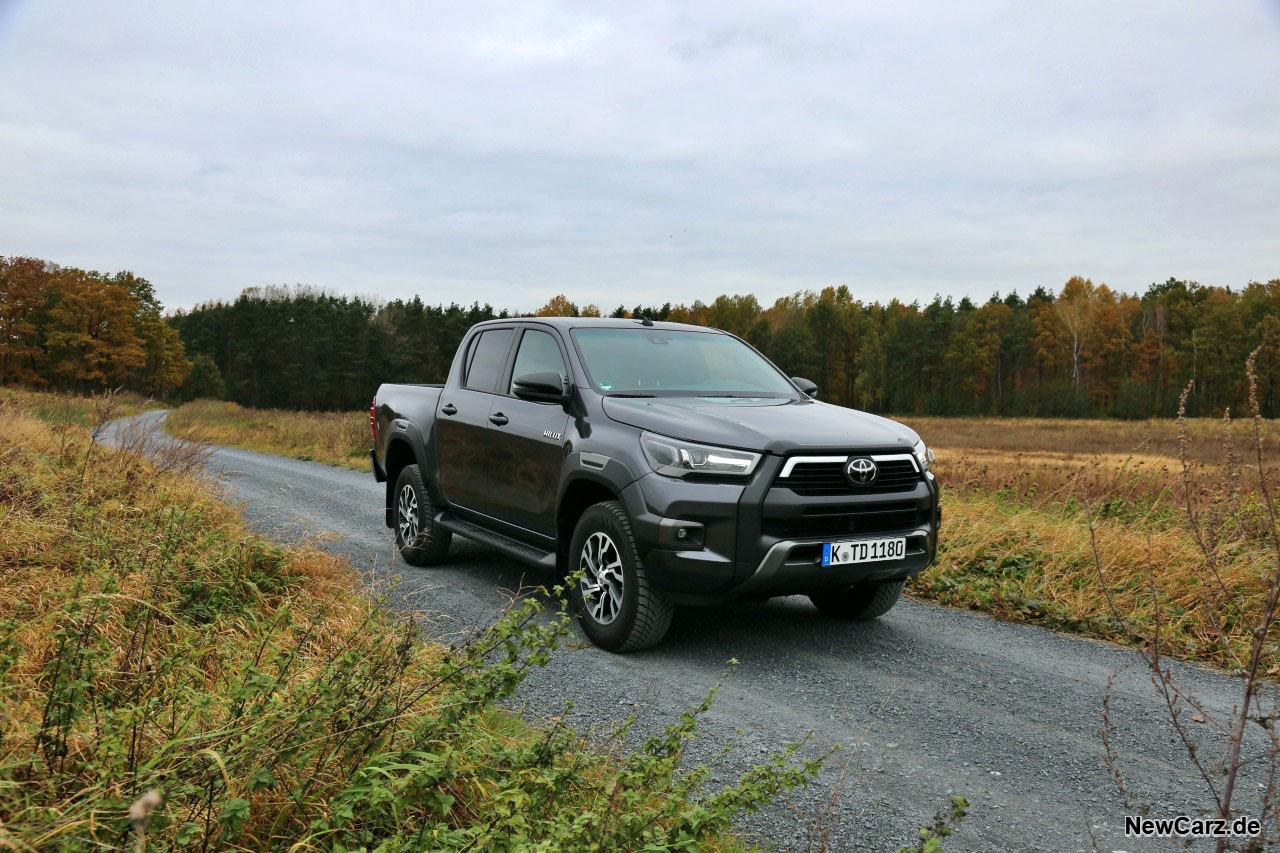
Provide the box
[176,353,226,403]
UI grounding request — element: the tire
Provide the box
[568,501,674,652]
[809,579,905,621]
[393,464,452,566]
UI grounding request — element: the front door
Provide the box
[435,327,514,512]
[485,327,571,538]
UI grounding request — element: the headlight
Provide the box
[912,438,935,472]
[640,432,761,477]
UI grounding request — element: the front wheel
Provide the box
[809,579,905,620]
[568,501,674,652]
[393,464,451,566]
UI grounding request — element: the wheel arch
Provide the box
[383,437,419,528]
[556,475,619,573]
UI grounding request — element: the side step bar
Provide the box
[434,511,558,572]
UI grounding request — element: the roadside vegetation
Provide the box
[0,390,832,850]
[0,386,159,427]
[165,398,1279,672]
[166,399,370,469]
[1085,360,1280,849]
[906,410,1280,671]
[909,414,1280,513]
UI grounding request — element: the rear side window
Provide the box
[463,329,513,392]
[509,329,567,393]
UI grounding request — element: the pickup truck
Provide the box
[371,317,940,652]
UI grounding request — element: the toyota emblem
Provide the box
[846,457,877,485]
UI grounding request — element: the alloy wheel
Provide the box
[397,483,419,544]
[579,531,624,625]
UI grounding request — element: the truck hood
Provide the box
[600,396,919,455]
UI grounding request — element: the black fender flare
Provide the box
[382,419,437,528]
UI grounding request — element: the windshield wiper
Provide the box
[606,392,656,398]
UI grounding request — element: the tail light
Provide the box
[369,397,377,440]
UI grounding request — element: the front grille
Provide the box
[761,501,923,539]
[778,457,920,496]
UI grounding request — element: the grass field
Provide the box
[904,416,1278,670]
[1,389,822,850]
[166,399,371,469]
[0,386,161,427]
[165,401,1280,672]
[905,415,1280,513]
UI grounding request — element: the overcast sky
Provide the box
[2,1,1278,312]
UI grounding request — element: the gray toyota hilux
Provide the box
[372,317,940,652]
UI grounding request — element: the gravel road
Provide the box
[109,411,1271,851]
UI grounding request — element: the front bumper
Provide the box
[621,454,940,606]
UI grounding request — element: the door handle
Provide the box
[441,403,457,416]
[489,413,509,426]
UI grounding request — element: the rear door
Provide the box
[435,327,514,513]
[485,326,572,538]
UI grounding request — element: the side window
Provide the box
[463,329,514,392]
[509,329,567,393]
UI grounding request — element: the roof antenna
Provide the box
[639,315,654,326]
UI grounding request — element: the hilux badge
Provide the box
[543,429,563,441]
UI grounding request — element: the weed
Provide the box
[898,796,969,853]
[1094,351,1280,850]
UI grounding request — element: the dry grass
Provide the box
[0,397,408,846]
[905,416,1280,461]
[912,492,1275,670]
[165,400,368,469]
[0,385,159,427]
[0,394,803,850]
[903,415,1279,670]
[905,416,1280,514]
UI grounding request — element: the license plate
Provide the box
[822,537,906,566]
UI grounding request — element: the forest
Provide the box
[166,276,1280,418]
[3,254,1278,418]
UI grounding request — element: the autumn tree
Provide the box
[0,257,49,385]
[138,317,190,396]
[1252,313,1280,418]
[42,268,147,390]
[1051,276,1102,390]
[0,258,193,395]
[946,301,1010,412]
[704,294,763,339]
[536,294,579,317]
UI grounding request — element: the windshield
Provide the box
[571,328,797,397]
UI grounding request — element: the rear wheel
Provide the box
[569,501,673,652]
[394,464,451,566]
[809,579,905,620]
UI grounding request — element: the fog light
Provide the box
[658,518,705,549]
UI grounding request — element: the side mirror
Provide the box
[513,372,569,403]
[791,377,818,398]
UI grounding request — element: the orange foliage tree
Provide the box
[0,256,189,395]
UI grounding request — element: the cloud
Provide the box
[0,0,1278,311]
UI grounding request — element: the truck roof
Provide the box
[471,316,722,334]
